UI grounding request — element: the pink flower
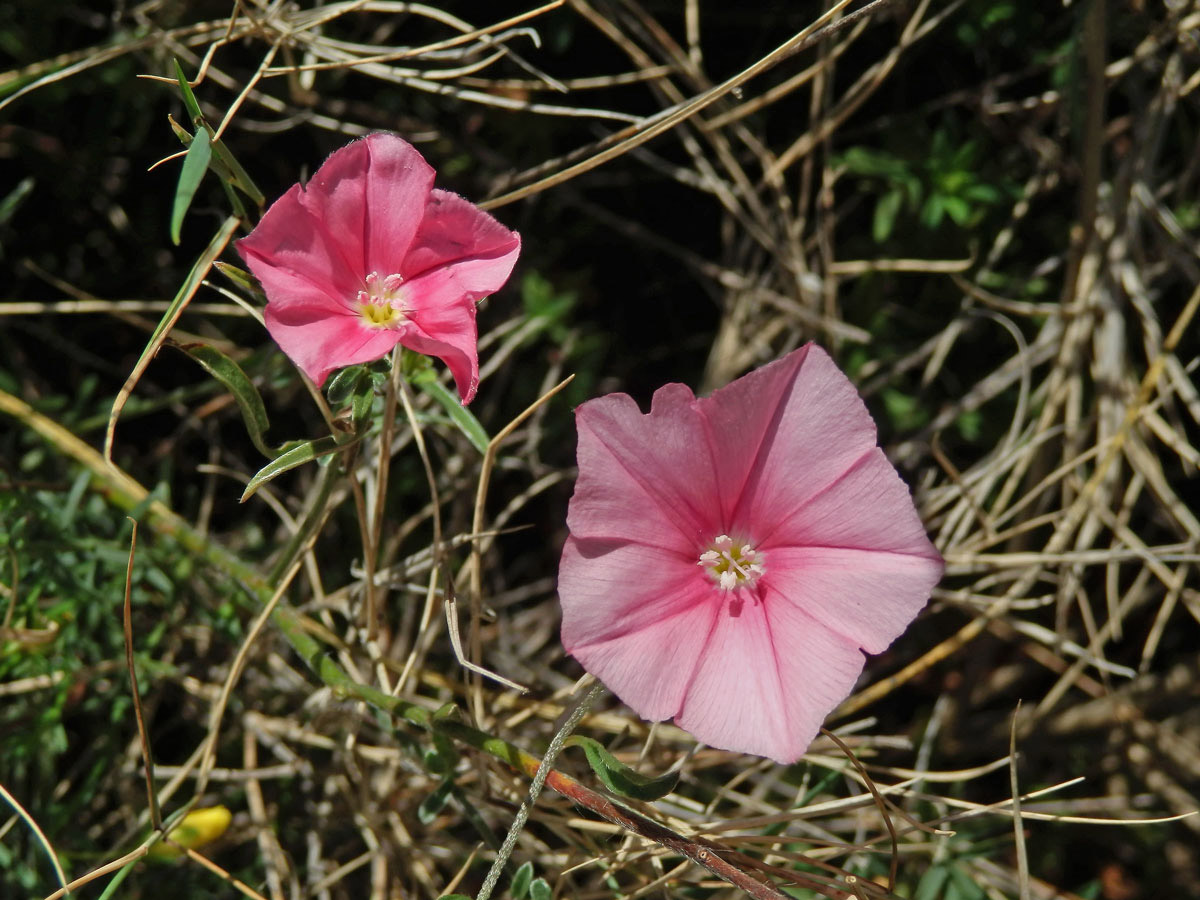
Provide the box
[236,133,520,402]
[558,345,943,763]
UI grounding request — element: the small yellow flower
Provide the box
[148,806,232,860]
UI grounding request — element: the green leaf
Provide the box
[411,368,489,454]
[438,895,473,900]
[170,60,264,210]
[914,863,951,900]
[872,189,903,242]
[529,877,551,900]
[417,776,455,825]
[0,176,34,226]
[208,136,265,209]
[920,194,945,229]
[963,183,1003,204]
[510,861,533,900]
[106,216,239,460]
[946,862,986,900]
[172,58,203,123]
[423,730,459,775]
[176,342,275,458]
[942,195,973,226]
[213,261,265,301]
[565,736,678,801]
[839,146,906,179]
[171,126,210,245]
[240,434,351,501]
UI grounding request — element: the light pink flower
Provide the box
[237,133,520,402]
[558,345,943,763]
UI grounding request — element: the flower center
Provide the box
[698,534,765,591]
[357,272,408,329]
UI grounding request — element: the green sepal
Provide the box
[175,341,275,458]
[240,434,357,501]
[565,735,678,801]
[325,365,369,408]
[350,368,377,428]
[509,861,534,900]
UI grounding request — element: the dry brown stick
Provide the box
[122,518,162,832]
[841,280,1200,717]
[821,729,899,895]
[479,0,895,210]
[467,375,574,720]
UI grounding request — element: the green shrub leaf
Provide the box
[411,368,489,454]
[241,434,352,501]
[170,126,210,245]
[873,189,903,242]
[509,861,533,900]
[417,776,455,825]
[177,342,275,458]
[565,736,678,801]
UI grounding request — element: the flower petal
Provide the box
[677,594,865,764]
[360,134,437,276]
[763,545,941,655]
[707,345,880,536]
[263,301,402,387]
[566,385,723,552]
[404,189,522,282]
[560,536,719,721]
[400,270,482,403]
[236,182,363,306]
[757,446,940,652]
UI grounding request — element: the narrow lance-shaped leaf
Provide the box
[176,341,276,458]
[212,261,267,303]
[171,59,265,210]
[509,861,534,900]
[105,216,239,462]
[241,434,356,502]
[411,367,489,455]
[172,58,203,123]
[417,775,455,825]
[564,736,679,801]
[171,126,210,245]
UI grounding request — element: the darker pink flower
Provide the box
[558,345,943,763]
[237,133,520,402]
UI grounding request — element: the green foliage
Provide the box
[565,735,679,801]
[518,271,607,407]
[838,127,1009,243]
[509,860,534,899]
[171,127,211,245]
[177,341,277,458]
[0,472,211,889]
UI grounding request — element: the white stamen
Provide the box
[698,534,765,590]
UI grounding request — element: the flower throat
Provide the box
[698,534,765,590]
